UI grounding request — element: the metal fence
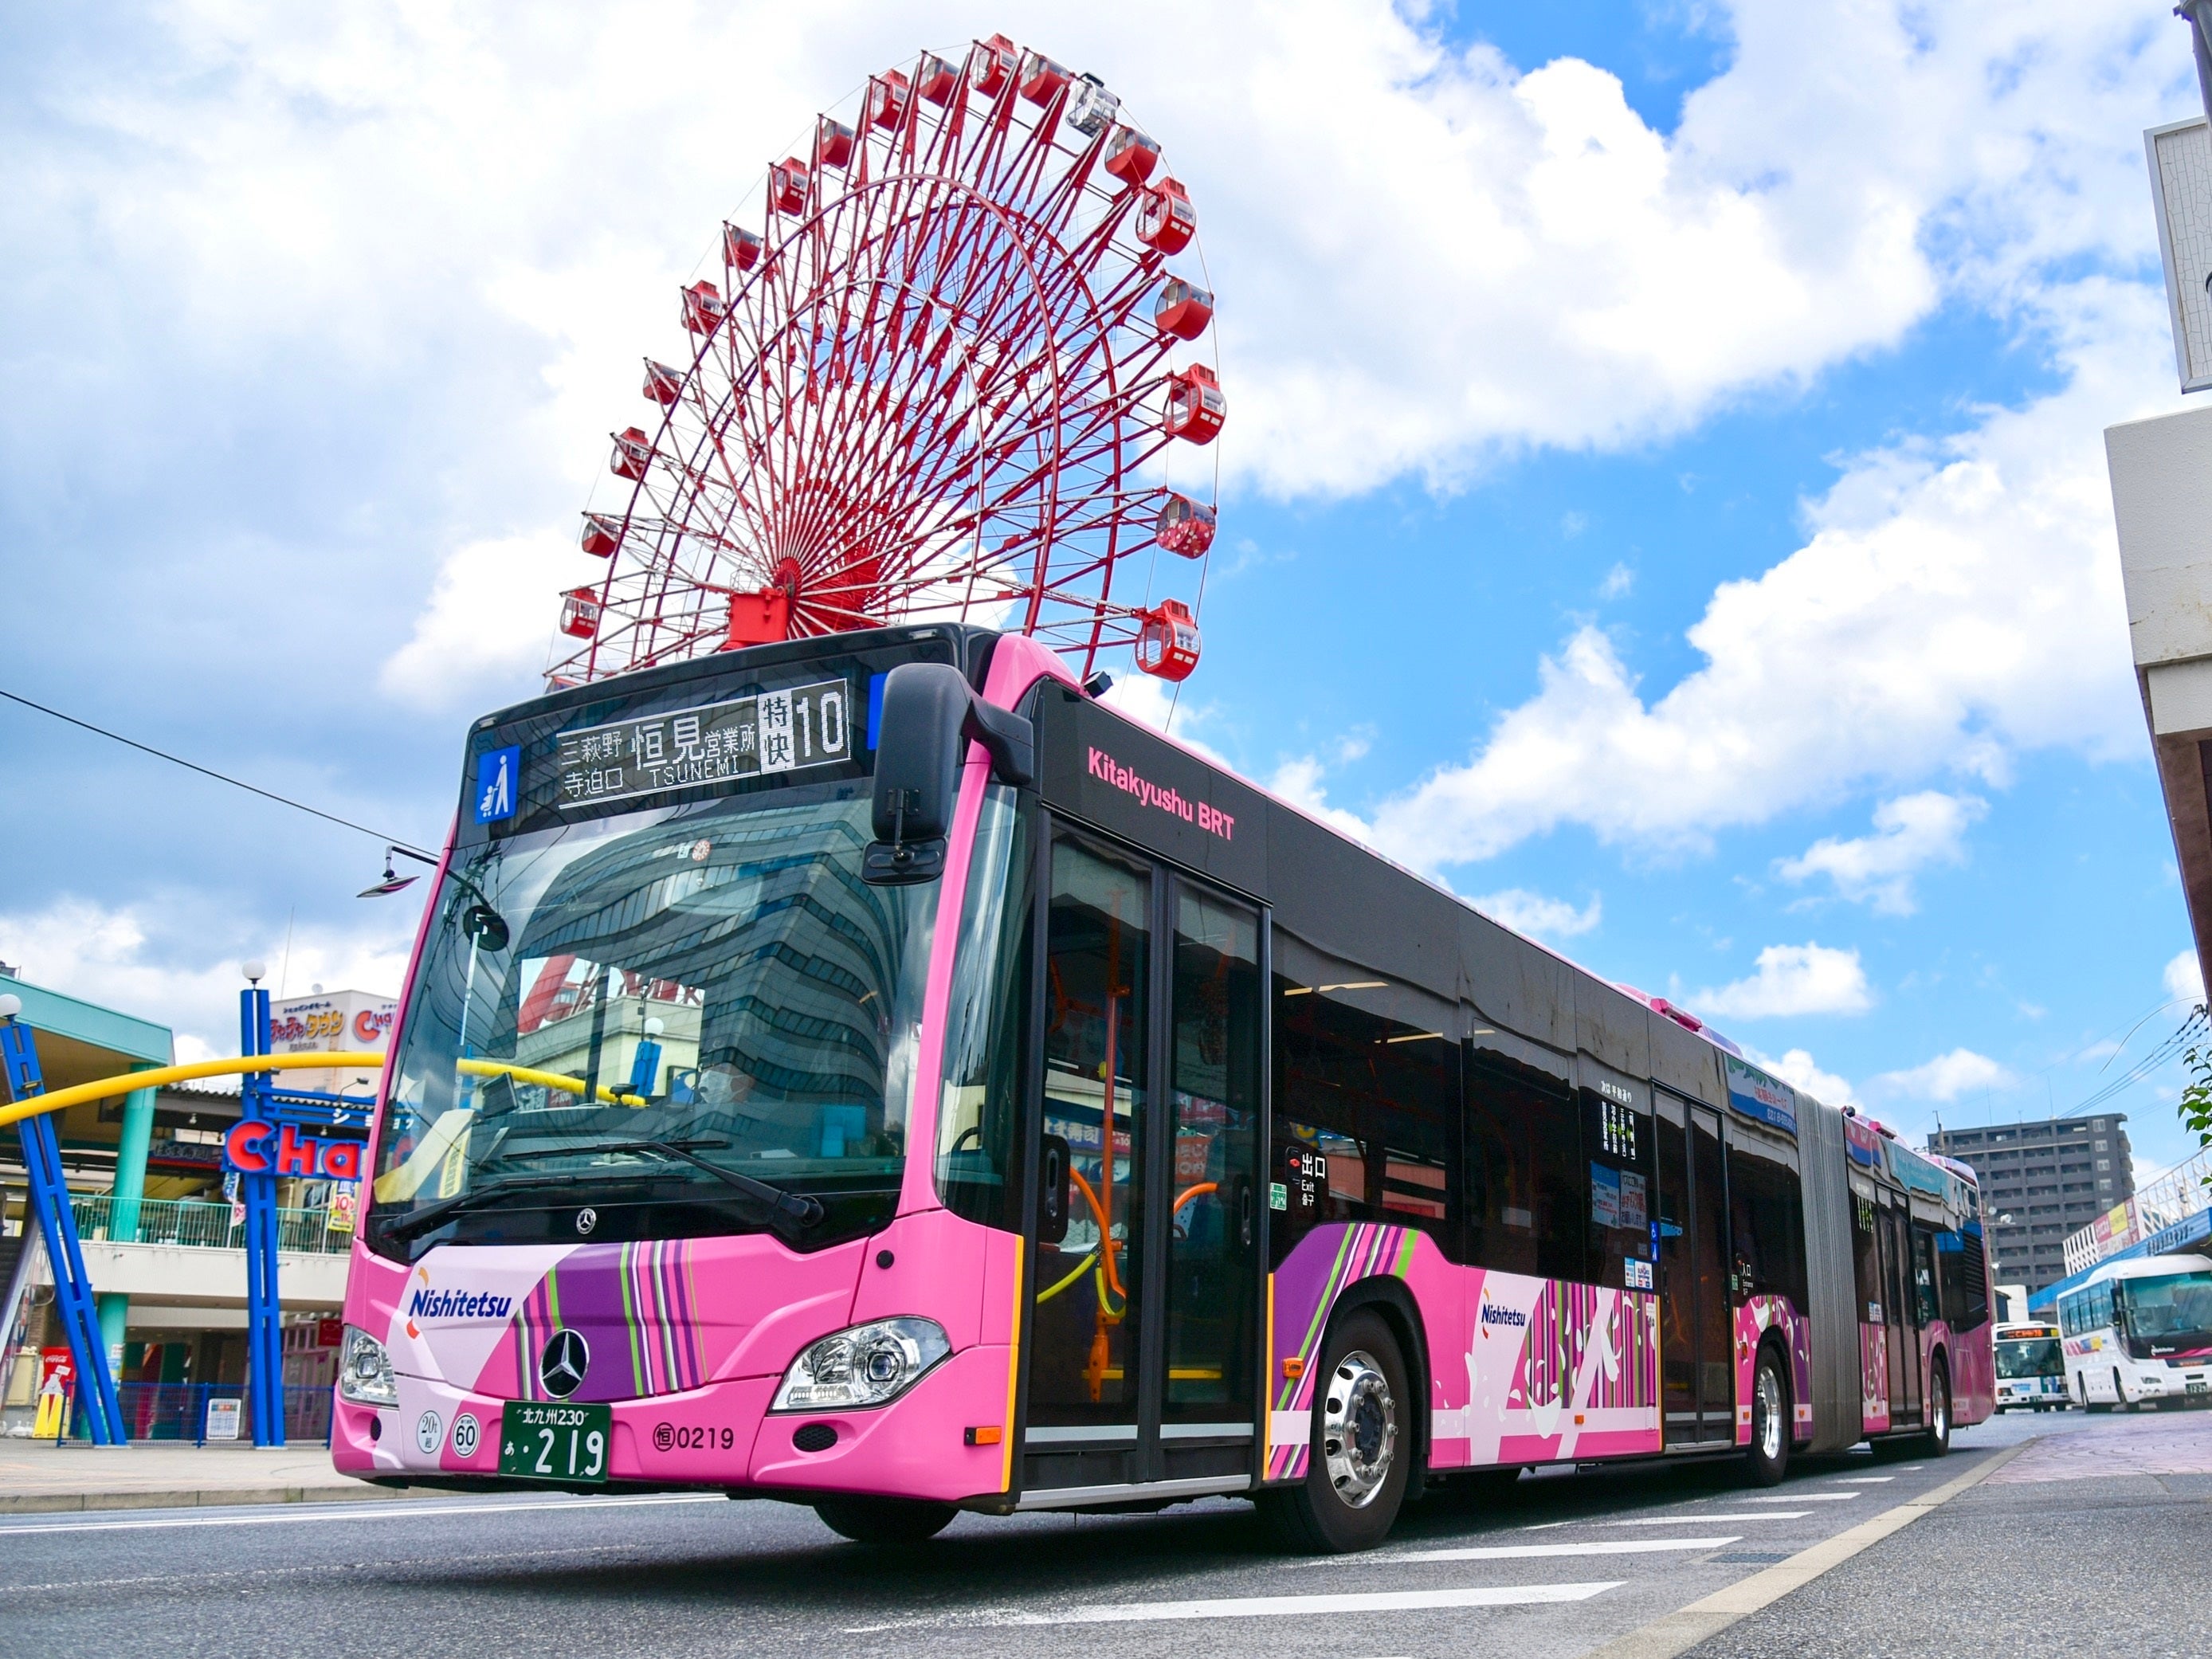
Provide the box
[88,1382,335,1445]
[69,1194,352,1256]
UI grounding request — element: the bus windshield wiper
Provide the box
[489,1136,826,1229]
[376,1170,615,1244]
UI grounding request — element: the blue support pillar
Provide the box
[239,986,285,1448]
[0,1018,127,1445]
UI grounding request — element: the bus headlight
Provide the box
[338,1326,398,1407]
[771,1317,950,1411]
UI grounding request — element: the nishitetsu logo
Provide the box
[407,1288,514,1321]
[1479,1300,1528,1329]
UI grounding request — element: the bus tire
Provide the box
[811,1496,958,1545]
[1261,1310,1410,1555]
[1920,1359,1951,1457]
[1743,1347,1790,1487]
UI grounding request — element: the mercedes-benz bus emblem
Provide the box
[575,1206,598,1236]
[539,1329,590,1398]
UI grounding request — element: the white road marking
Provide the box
[1750,1492,1858,1502]
[1379,1537,1739,1564]
[0,1492,727,1537]
[982,1583,1625,1625]
[1601,1512,1810,1524]
[1830,1475,1894,1482]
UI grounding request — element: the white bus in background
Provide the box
[1991,1321,2067,1411]
[2058,1254,2212,1411]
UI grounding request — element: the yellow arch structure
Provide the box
[0,1052,391,1131]
[0,1051,646,1133]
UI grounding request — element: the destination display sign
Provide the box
[1724,1053,1798,1137]
[552,679,853,810]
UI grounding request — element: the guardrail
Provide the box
[69,1195,353,1257]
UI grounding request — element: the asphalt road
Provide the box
[0,1408,2195,1659]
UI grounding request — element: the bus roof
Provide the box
[2074,1252,2212,1288]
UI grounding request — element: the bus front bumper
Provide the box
[331,1343,1015,1504]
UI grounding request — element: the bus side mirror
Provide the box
[864,663,1033,885]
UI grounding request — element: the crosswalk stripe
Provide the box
[1381,1536,1739,1563]
[997,1583,1625,1623]
[0,1492,726,1537]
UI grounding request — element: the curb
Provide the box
[0,1481,428,1516]
[1581,1439,2035,1659]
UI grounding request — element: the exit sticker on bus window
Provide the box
[1269,1182,1288,1211]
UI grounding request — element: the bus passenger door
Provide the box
[1018,823,1261,1499]
[1880,1206,1921,1423]
[1655,1093,1734,1444]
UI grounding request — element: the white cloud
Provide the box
[1598,562,1634,600]
[1778,791,1986,915]
[1267,755,1377,845]
[1473,888,1602,943]
[1694,942,1872,1019]
[2166,948,2206,1007]
[13,5,2187,694]
[0,896,418,1061]
[379,531,597,711]
[1873,1047,2014,1102]
[1747,1045,1860,1108]
[1370,285,2164,870]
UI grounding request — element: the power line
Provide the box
[0,688,436,861]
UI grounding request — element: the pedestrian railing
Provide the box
[69,1194,353,1256]
[66,1382,337,1445]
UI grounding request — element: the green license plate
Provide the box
[500,1401,610,1483]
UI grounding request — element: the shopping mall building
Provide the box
[0,967,387,1437]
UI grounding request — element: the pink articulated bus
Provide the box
[334,626,1993,1551]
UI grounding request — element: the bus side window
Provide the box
[1911,1224,1940,1327]
[1583,1088,1649,1291]
[1271,956,1460,1267]
[1465,1053,1581,1282]
[1726,1133,1807,1315]
[1853,1194,1882,1323]
[933,786,1033,1230]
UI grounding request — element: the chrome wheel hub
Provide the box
[1321,1349,1396,1508]
[1756,1364,1785,1461]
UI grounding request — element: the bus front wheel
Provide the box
[812,1495,958,1546]
[1261,1310,1411,1554]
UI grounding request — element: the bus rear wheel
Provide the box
[1261,1310,1411,1554]
[1920,1362,1951,1457]
[1744,1349,1790,1487]
[812,1496,958,1545]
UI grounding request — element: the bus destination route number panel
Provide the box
[500,1400,610,1483]
[552,679,853,810]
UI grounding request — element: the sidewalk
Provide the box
[0,1440,420,1515]
[1985,1400,2212,1483]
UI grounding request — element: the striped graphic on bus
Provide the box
[509,1240,707,1402]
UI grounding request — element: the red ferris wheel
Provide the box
[551,34,1222,690]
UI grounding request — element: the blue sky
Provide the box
[2,2,2208,1178]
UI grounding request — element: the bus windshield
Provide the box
[2120,1271,2212,1357]
[366,780,938,1257]
[1994,1337,2061,1379]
